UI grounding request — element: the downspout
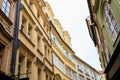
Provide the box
[11,0,21,77]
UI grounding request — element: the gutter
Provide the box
[10,0,21,77]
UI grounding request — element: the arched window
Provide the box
[55,74,62,80]
[104,3,119,41]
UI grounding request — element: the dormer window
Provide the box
[1,0,11,17]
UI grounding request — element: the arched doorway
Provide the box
[55,73,62,80]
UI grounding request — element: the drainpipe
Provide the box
[11,0,21,77]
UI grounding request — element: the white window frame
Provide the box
[118,0,120,4]
[104,3,119,41]
[53,53,59,67]
[59,61,64,72]
[1,0,11,17]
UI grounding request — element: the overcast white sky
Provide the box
[45,0,102,70]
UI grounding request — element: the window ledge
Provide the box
[0,9,13,25]
[20,31,35,47]
[37,48,44,56]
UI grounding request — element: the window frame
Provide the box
[118,0,120,4]
[0,42,5,69]
[104,3,119,41]
[28,24,32,39]
[1,0,11,17]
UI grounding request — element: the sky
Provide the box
[45,0,102,70]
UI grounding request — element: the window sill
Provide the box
[78,69,83,73]
[0,9,13,25]
[44,57,53,66]
[37,48,44,56]
[20,31,35,47]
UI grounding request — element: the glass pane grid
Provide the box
[1,7,5,12]
[1,0,11,17]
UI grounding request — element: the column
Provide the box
[31,25,37,45]
[21,53,27,78]
[40,65,46,80]
[15,49,20,76]
[40,36,44,55]
[30,57,38,80]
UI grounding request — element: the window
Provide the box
[21,16,27,32]
[47,49,50,60]
[52,53,59,67]
[21,20,25,32]
[28,24,32,39]
[44,45,47,56]
[26,61,31,77]
[1,0,11,17]
[66,67,69,76]
[66,66,74,79]
[50,32,62,51]
[73,73,77,80]
[77,64,83,71]
[18,56,22,78]
[0,42,5,68]
[21,24,24,32]
[46,75,48,80]
[37,36,40,49]
[79,75,84,80]
[118,0,120,4]
[91,71,94,78]
[104,3,119,41]
[85,68,89,75]
[86,78,90,80]
[59,61,64,72]
[64,50,69,58]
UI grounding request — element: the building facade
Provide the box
[45,2,77,80]
[74,55,101,80]
[86,0,120,80]
[0,0,107,80]
[50,19,77,80]
[14,0,54,80]
[0,0,16,79]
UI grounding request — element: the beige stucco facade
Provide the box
[0,0,104,80]
[51,19,76,80]
[74,55,104,80]
[14,0,54,79]
[45,1,77,80]
[0,0,16,76]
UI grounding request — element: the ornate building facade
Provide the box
[87,0,120,80]
[75,55,101,80]
[0,0,16,79]
[14,0,53,80]
[0,0,103,80]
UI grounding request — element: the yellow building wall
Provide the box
[15,0,54,80]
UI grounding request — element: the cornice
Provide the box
[50,21,75,53]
